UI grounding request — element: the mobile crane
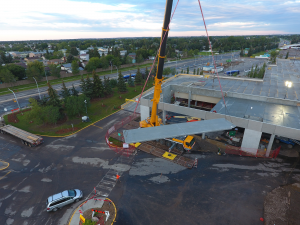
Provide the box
[139,0,196,152]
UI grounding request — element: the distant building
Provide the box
[128,53,136,63]
[79,54,89,61]
[120,50,127,56]
[47,59,64,65]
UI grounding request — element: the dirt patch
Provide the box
[82,200,116,225]
[264,183,300,225]
[55,127,79,134]
[7,108,31,123]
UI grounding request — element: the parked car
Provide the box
[46,189,83,212]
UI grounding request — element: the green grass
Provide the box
[108,137,123,147]
[3,83,154,136]
[0,63,154,96]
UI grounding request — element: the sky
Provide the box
[0,0,299,41]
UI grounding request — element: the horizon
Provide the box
[1,0,299,41]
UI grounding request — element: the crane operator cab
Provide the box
[166,135,196,153]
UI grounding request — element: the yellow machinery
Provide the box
[139,0,195,152]
[170,116,201,122]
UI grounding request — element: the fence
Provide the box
[105,113,139,157]
[225,146,281,158]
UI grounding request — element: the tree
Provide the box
[135,67,143,84]
[70,84,79,96]
[248,47,253,57]
[80,75,87,94]
[0,69,16,86]
[70,47,79,56]
[285,51,289,59]
[67,54,74,63]
[26,66,40,81]
[49,64,61,78]
[117,71,127,92]
[181,69,183,73]
[85,57,101,72]
[145,66,149,77]
[65,96,80,117]
[5,64,26,80]
[128,74,134,87]
[126,56,132,64]
[200,70,203,75]
[92,70,104,98]
[71,60,79,75]
[84,74,93,98]
[197,68,199,75]
[193,68,196,75]
[187,66,189,74]
[136,55,144,63]
[60,79,70,99]
[26,98,45,125]
[27,61,44,80]
[47,82,61,108]
[163,67,171,75]
[104,76,113,96]
[44,105,60,124]
[238,48,243,56]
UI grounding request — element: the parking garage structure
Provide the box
[139,59,300,157]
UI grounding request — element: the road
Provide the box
[1,109,300,225]
[0,53,264,115]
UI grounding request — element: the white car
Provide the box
[46,189,83,212]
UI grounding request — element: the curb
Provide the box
[67,198,117,225]
[0,160,9,171]
[35,110,122,138]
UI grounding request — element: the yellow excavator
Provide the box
[139,0,195,152]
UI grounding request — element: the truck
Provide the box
[0,124,43,147]
[203,66,214,72]
[211,67,224,73]
[159,135,195,152]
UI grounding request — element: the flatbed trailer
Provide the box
[0,125,43,147]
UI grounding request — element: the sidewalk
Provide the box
[68,197,105,225]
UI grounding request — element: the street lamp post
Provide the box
[84,99,88,116]
[45,70,48,83]
[33,77,41,100]
[110,59,114,74]
[8,88,21,110]
[114,65,118,75]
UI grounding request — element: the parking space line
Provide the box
[92,124,103,129]
[0,171,11,180]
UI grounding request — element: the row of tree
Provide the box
[247,63,266,78]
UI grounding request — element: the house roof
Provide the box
[14,63,27,69]
[62,63,72,68]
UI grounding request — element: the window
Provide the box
[68,190,76,197]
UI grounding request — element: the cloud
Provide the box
[0,0,298,40]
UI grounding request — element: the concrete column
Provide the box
[162,110,167,125]
[266,134,275,157]
[188,91,191,108]
[241,129,262,154]
[140,105,150,121]
[202,133,205,139]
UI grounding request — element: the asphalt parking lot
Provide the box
[1,109,300,225]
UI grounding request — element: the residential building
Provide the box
[79,54,89,61]
[80,50,88,55]
[128,53,136,63]
[24,56,42,63]
[47,59,64,65]
[120,50,127,56]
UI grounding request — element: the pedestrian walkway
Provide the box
[68,154,135,225]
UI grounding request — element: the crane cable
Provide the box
[133,0,180,114]
[197,0,231,118]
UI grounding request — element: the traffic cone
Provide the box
[259,218,264,222]
[116,174,120,180]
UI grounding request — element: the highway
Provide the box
[0,52,258,115]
